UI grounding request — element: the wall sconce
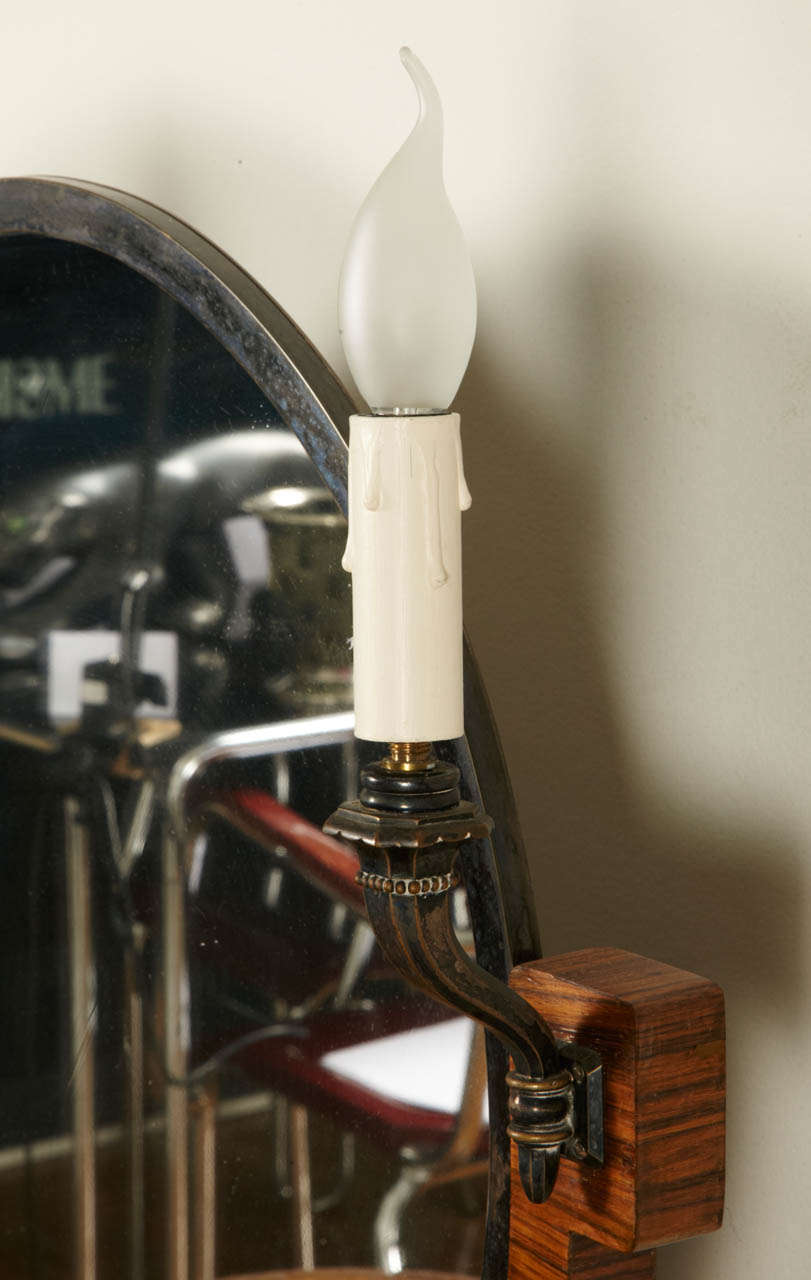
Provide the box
[326,49,725,1277]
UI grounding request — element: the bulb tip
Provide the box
[397,47,442,129]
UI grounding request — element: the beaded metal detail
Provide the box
[355,868,460,896]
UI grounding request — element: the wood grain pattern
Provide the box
[509,1209,655,1279]
[568,1237,655,1278]
[508,948,724,1280]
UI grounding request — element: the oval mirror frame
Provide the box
[0,175,542,1280]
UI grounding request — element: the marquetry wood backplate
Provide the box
[508,948,725,1280]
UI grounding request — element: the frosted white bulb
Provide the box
[338,48,477,413]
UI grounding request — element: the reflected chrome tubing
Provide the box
[166,712,355,838]
[162,710,355,1280]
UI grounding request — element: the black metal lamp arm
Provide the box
[324,749,604,1205]
[357,841,559,1078]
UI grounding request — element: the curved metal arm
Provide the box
[357,841,560,1079]
[324,755,602,1206]
[353,840,577,1204]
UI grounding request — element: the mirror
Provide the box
[0,184,520,1280]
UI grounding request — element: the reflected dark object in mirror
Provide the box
[0,235,342,733]
[245,486,352,715]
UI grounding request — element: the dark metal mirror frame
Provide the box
[0,175,542,1280]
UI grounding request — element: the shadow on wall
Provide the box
[457,241,809,1276]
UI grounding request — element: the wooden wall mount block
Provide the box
[508,948,725,1280]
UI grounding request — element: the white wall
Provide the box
[3,2,808,1275]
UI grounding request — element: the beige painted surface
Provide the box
[3,2,809,1275]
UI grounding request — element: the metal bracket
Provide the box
[558,1040,604,1167]
[506,1041,604,1202]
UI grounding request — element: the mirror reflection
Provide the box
[0,236,486,1278]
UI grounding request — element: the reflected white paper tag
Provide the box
[46,629,178,723]
[322,1017,488,1120]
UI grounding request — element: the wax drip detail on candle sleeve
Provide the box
[454,424,472,510]
[417,437,449,588]
[341,447,354,572]
[362,425,383,510]
[341,525,353,574]
[342,426,384,572]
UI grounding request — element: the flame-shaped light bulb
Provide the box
[338,47,477,413]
